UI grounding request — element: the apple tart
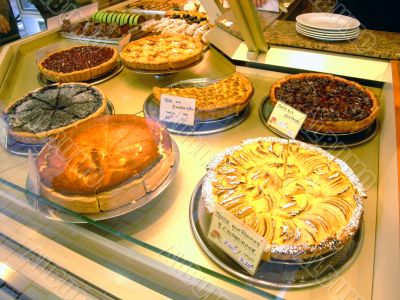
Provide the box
[270,73,380,133]
[202,137,365,260]
[36,115,174,214]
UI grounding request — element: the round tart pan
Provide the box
[143,78,251,136]
[189,177,363,289]
[2,101,114,157]
[259,97,378,149]
[37,61,124,87]
[25,139,179,223]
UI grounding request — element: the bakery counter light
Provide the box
[0,26,399,299]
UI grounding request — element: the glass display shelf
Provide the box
[0,22,398,299]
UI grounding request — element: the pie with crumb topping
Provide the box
[120,35,203,70]
[153,73,253,120]
[37,45,118,82]
[202,137,365,260]
[270,73,379,133]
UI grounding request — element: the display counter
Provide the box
[0,9,399,299]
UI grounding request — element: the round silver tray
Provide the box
[259,97,378,149]
[189,177,363,289]
[25,140,179,223]
[37,61,124,86]
[123,55,204,79]
[143,78,251,136]
[3,100,114,157]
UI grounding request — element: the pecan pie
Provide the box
[36,115,174,214]
[3,83,107,143]
[38,45,118,82]
[120,35,203,70]
[270,73,380,133]
[202,137,365,260]
[152,73,253,120]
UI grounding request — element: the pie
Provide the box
[202,137,365,260]
[37,45,118,82]
[35,115,174,214]
[3,83,107,144]
[120,35,203,70]
[153,73,253,120]
[270,73,380,133]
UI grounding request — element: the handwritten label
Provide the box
[28,150,40,195]
[208,204,266,275]
[267,101,307,139]
[159,94,196,126]
[0,117,8,150]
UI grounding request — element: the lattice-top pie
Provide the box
[120,35,203,70]
[270,73,380,133]
[38,45,118,82]
[202,137,365,260]
[153,73,253,120]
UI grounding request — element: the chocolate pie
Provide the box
[37,45,118,82]
[270,73,380,133]
[3,83,107,143]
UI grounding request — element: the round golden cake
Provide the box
[3,83,107,144]
[37,45,118,82]
[270,73,380,133]
[36,115,174,214]
[120,34,203,70]
[202,137,365,260]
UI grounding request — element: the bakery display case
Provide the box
[0,0,399,299]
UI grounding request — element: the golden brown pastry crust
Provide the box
[202,137,365,261]
[152,73,253,121]
[270,73,380,133]
[4,83,107,144]
[120,35,203,70]
[38,46,118,83]
[36,115,174,214]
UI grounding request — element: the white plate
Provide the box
[296,13,360,31]
[296,27,359,41]
[296,23,359,35]
[296,25,359,38]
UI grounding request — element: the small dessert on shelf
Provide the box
[270,73,380,133]
[152,72,253,120]
[92,11,145,25]
[3,83,107,144]
[128,0,188,11]
[202,137,365,260]
[37,45,118,82]
[120,35,203,70]
[35,115,175,214]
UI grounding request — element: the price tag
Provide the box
[267,101,307,139]
[208,204,266,275]
[28,150,40,196]
[159,94,196,126]
[0,117,8,150]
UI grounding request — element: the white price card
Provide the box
[208,204,266,275]
[159,94,196,126]
[0,117,8,150]
[267,100,307,139]
[28,150,40,196]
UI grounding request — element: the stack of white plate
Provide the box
[296,13,360,41]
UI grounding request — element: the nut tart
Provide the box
[38,45,118,82]
[202,137,365,260]
[120,35,203,70]
[3,83,107,144]
[36,115,174,214]
[270,73,380,133]
[153,73,253,120]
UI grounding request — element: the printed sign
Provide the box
[267,100,307,139]
[159,94,196,126]
[0,117,8,150]
[208,204,266,275]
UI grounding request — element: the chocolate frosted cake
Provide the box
[3,83,107,143]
